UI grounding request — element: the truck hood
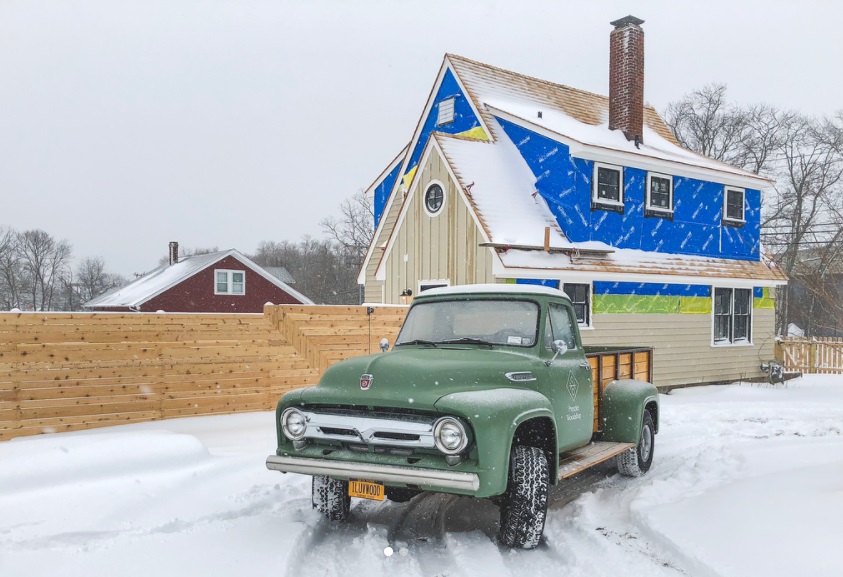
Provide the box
[297,346,541,410]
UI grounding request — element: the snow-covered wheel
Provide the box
[617,410,655,477]
[312,475,350,521]
[498,445,549,549]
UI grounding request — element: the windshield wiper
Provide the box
[396,339,438,347]
[439,337,494,346]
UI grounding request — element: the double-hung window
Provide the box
[215,270,245,295]
[592,163,624,212]
[713,287,752,344]
[646,172,673,216]
[723,187,745,226]
[563,283,591,327]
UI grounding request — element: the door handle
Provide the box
[578,362,591,369]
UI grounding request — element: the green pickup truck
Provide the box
[266,284,659,548]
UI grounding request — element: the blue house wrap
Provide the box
[495,118,761,261]
[359,53,785,325]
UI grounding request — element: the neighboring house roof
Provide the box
[263,266,296,285]
[84,249,313,308]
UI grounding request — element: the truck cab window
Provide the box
[545,303,577,351]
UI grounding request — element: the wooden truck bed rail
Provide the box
[585,346,653,433]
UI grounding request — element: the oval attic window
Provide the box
[425,183,444,215]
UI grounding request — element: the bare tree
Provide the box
[666,86,843,335]
[0,226,22,310]
[319,191,374,304]
[16,229,73,311]
[664,84,748,166]
[250,236,360,305]
[69,256,126,308]
[320,191,374,268]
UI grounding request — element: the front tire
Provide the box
[498,445,549,549]
[617,410,655,477]
[312,475,350,521]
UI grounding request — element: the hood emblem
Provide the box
[360,374,373,391]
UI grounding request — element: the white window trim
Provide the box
[436,96,455,126]
[646,171,674,213]
[215,269,246,296]
[592,162,624,208]
[710,286,754,347]
[723,186,746,224]
[422,180,447,217]
[562,282,593,329]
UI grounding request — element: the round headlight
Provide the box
[281,408,308,441]
[433,417,468,454]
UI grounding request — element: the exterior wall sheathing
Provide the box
[581,307,776,388]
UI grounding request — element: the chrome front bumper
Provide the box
[266,455,480,492]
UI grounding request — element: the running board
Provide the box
[557,441,635,480]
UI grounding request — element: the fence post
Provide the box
[809,340,817,374]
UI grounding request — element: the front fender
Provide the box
[601,379,659,444]
[435,388,554,497]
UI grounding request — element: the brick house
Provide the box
[84,244,312,313]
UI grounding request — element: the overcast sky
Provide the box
[1,0,841,277]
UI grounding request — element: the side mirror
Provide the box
[551,340,568,355]
[546,339,568,366]
[380,338,390,352]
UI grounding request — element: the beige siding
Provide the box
[363,178,410,303]
[363,249,384,303]
[381,147,494,304]
[581,307,776,388]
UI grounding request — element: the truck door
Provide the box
[545,302,594,452]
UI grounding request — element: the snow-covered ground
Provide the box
[1,375,842,577]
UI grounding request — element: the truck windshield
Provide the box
[395,299,539,347]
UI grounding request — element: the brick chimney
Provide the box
[169,241,179,265]
[609,15,645,145]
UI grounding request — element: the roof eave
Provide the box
[486,106,775,190]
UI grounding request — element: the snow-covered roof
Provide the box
[435,129,571,250]
[84,249,313,308]
[444,54,770,189]
[496,247,788,287]
[263,267,295,285]
[447,53,678,144]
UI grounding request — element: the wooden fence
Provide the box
[776,337,843,374]
[0,305,407,441]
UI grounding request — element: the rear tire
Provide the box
[498,446,549,549]
[617,410,655,477]
[312,475,350,521]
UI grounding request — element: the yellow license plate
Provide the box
[349,480,385,501]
